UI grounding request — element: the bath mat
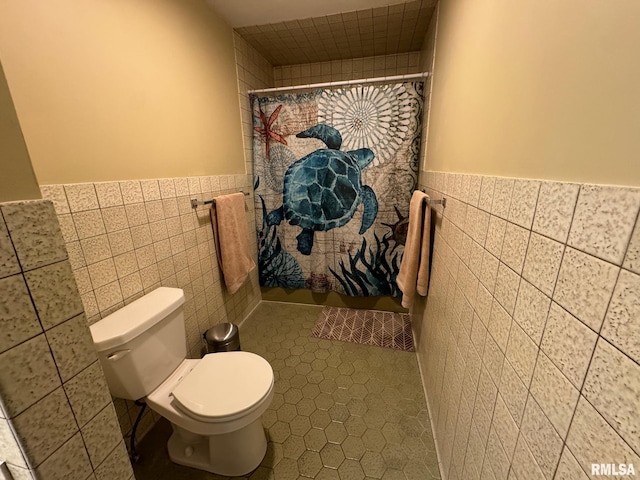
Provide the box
[311,307,414,352]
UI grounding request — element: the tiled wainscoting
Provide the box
[413,171,640,480]
[39,174,261,443]
[0,200,133,480]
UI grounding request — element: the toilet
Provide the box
[89,287,274,476]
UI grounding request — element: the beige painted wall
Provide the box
[425,0,640,186]
[0,0,245,185]
[0,61,40,202]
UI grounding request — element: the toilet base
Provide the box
[166,417,267,476]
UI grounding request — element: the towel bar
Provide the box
[420,189,447,208]
[191,191,250,208]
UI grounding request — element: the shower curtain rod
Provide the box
[247,72,430,95]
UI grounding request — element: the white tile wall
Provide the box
[414,171,640,480]
[0,200,133,480]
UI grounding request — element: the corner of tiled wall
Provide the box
[413,170,640,480]
[0,199,134,480]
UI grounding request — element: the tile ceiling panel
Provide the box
[235,0,436,66]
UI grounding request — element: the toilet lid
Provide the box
[172,351,273,420]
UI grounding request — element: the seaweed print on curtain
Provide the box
[252,82,423,297]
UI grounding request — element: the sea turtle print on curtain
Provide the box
[252,82,423,297]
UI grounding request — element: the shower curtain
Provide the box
[252,81,424,297]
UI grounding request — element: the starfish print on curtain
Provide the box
[254,104,287,161]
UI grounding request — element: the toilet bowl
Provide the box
[146,352,274,476]
[89,287,274,476]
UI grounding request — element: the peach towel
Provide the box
[210,193,256,294]
[397,190,431,308]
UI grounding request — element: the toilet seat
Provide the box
[172,351,274,423]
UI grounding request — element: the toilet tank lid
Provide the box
[90,287,184,352]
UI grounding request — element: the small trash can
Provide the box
[203,323,241,353]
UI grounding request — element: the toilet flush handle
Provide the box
[106,349,131,361]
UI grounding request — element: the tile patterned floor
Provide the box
[133,302,440,480]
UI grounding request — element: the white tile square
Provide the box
[40,184,70,215]
[601,270,640,364]
[500,223,529,274]
[188,177,202,195]
[107,230,134,256]
[498,360,527,427]
[540,303,597,388]
[479,177,495,213]
[522,233,564,296]
[468,175,482,207]
[174,178,189,196]
[1,202,68,271]
[63,362,111,428]
[24,261,83,329]
[158,178,176,198]
[485,216,506,258]
[554,447,589,480]
[0,335,60,417]
[57,214,78,243]
[505,321,538,385]
[65,241,86,270]
[479,251,499,294]
[87,258,117,289]
[46,314,97,381]
[520,395,563,479]
[101,206,129,233]
[582,339,640,454]
[530,352,579,438]
[135,245,156,269]
[488,300,512,354]
[34,432,92,480]
[94,281,123,312]
[80,235,112,265]
[532,181,580,244]
[494,262,520,315]
[0,275,42,354]
[491,394,518,461]
[120,272,143,300]
[484,427,509,480]
[0,217,20,279]
[511,435,546,480]
[125,203,148,227]
[491,178,514,220]
[508,179,540,229]
[567,397,640,478]
[94,182,123,208]
[130,224,152,249]
[140,180,161,202]
[145,200,165,223]
[568,185,640,265]
[80,404,122,468]
[118,181,143,204]
[64,184,99,212]
[483,334,505,387]
[475,285,493,327]
[72,210,106,240]
[623,220,640,274]
[553,247,619,331]
[10,388,77,466]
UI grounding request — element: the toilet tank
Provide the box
[89,287,186,401]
